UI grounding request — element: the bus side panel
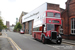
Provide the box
[38,32,42,40]
[36,32,41,40]
[33,32,42,40]
[32,32,34,37]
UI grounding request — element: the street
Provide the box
[0,0,75,50]
[1,31,75,50]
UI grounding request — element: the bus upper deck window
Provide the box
[55,13,60,18]
[47,12,54,17]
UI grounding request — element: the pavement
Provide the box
[0,32,13,50]
[0,32,75,50]
[62,39,75,45]
[0,37,13,50]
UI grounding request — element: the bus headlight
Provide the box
[48,35,49,37]
[59,34,61,37]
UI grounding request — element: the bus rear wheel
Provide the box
[34,34,36,40]
[42,36,46,44]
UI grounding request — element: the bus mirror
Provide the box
[43,25,45,27]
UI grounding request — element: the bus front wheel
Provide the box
[57,39,62,44]
[42,36,46,44]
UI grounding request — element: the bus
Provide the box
[32,10,62,44]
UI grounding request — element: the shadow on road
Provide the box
[32,38,61,45]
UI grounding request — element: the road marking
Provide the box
[47,45,60,49]
[24,34,32,37]
[28,38,36,41]
[19,35,27,38]
[11,46,14,48]
[24,35,36,41]
[1,32,22,50]
[0,36,7,38]
[4,33,7,37]
[7,37,22,50]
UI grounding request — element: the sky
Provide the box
[0,0,67,25]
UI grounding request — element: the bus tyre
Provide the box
[57,39,62,44]
[34,34,36,40]
[42,36,46,44]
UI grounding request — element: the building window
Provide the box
[60,20,63,34]
[71,18,75,34]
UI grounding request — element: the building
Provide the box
[6,21,10,29]
[16,18,19,24]
[61,0,75,40]
[22,2,63,34]
[19,11,27,30]
[19,11,27,24]
[9,24,15,32]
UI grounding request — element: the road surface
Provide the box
[2,31,75,50]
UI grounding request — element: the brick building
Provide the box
[19,11,27,24]
[61,0,75,40]
[6,21,10,29]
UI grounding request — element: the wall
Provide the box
[47,3,60,11]
[61,0,75,40]
[25,22,29,34]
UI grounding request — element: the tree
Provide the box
[0,17,4,32]
[14,22,22,32]
[3,25,7,29]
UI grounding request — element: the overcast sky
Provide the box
[0,0,67,25]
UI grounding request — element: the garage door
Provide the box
[28,21,32,34]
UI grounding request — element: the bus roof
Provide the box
[46,10,60,13]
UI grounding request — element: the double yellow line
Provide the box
[8,37,22,50]
[4,33,7,36]
[4,33,22,50]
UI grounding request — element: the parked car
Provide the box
[20,29,24,34]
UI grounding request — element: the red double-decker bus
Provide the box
[32,10,62,44]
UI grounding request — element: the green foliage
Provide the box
[0,17,4,32]
[3,25,7,29]
[14,22,22,32]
